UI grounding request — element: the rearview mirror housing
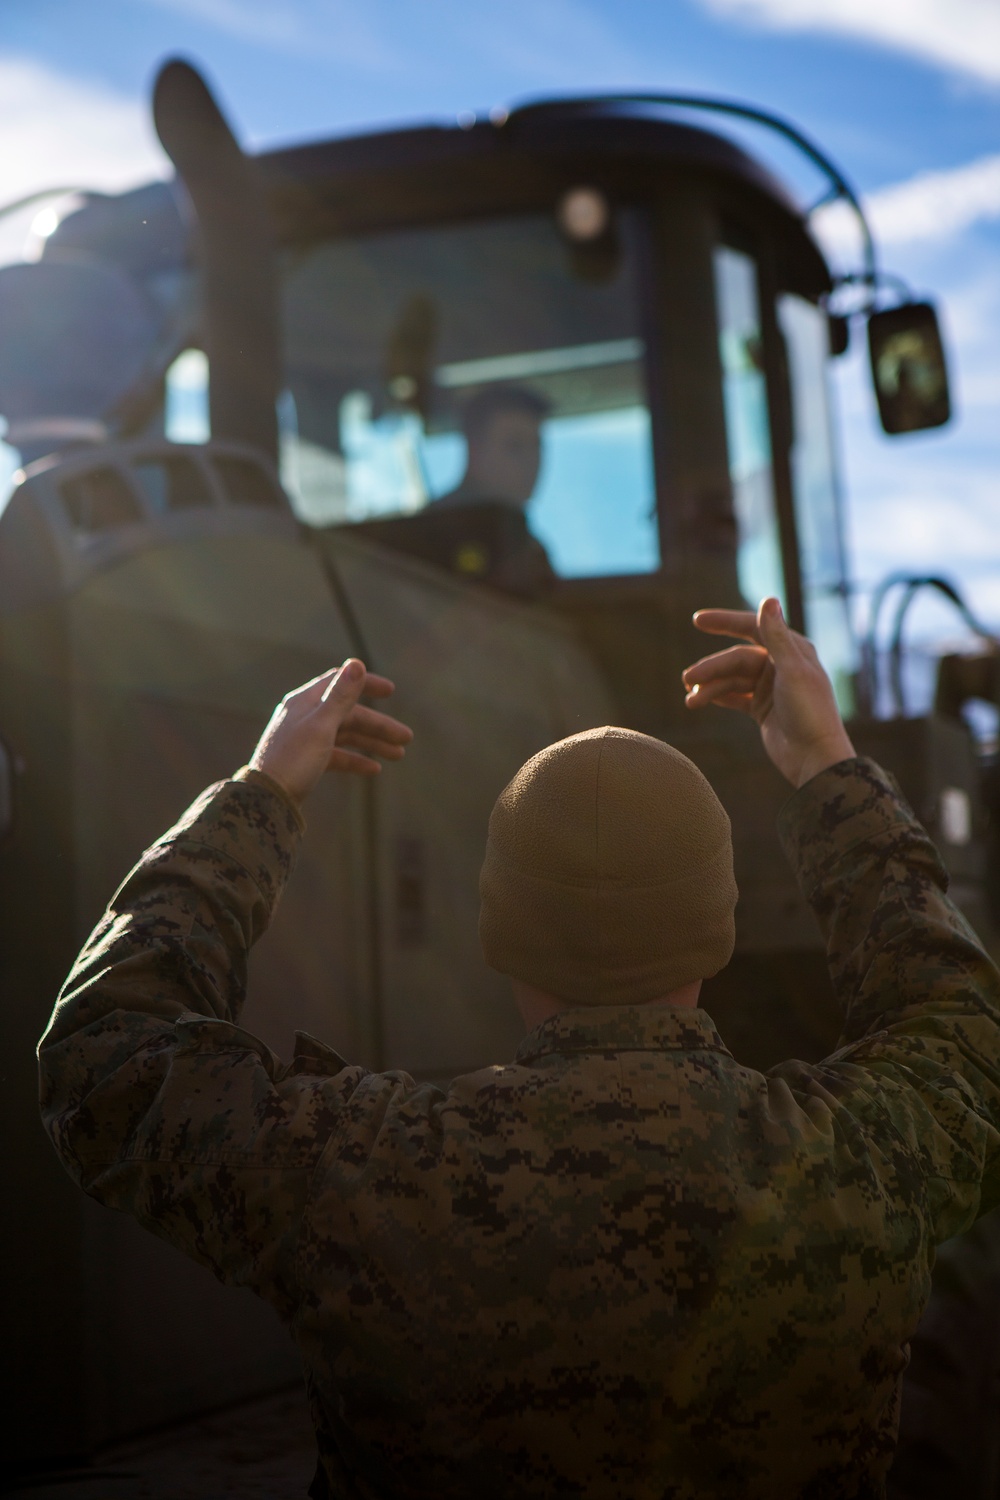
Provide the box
[868,301,951,435]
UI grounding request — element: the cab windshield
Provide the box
[277,210,658,580]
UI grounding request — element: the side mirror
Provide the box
[868,301,951,435]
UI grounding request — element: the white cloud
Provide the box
[141,0,309,44]
[447,0,650,88]
[0,56,167,266]
[866,155,1000,246]
[701,0,1000,85]
[812,152,1000,265]
[0,56,166,202]
[846,469,1000,581]
[139,0,649,89]
[136,0,408,72]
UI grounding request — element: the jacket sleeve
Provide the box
[777,756,1000,1245]
[37,768,371,1318]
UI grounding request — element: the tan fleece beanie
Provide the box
[479,727,737,1006]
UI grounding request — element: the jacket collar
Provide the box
[514,1006,732,1067]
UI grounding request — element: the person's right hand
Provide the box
[250,659,413,810]
[681,597,856,788]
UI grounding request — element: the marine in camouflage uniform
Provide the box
[38,607,1000,1498]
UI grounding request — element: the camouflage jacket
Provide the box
[38,758,1000,1499]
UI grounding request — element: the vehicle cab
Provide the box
[217,104,853,711]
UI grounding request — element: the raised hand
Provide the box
[681,597,856,788]
[250,659,414,809]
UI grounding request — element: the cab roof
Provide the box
[47,99,832,299]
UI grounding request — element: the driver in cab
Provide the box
[427,383,555,595]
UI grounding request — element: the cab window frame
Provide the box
[276,195,668,590]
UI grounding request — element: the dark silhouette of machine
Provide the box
[2,60,996,1488]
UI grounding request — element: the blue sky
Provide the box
[1,0,999,674]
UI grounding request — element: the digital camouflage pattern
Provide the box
[38,758,1000,1499]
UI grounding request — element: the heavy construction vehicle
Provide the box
[1,59,994,1486]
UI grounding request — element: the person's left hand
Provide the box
[249,659,413,809]
[681,599,854,788]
